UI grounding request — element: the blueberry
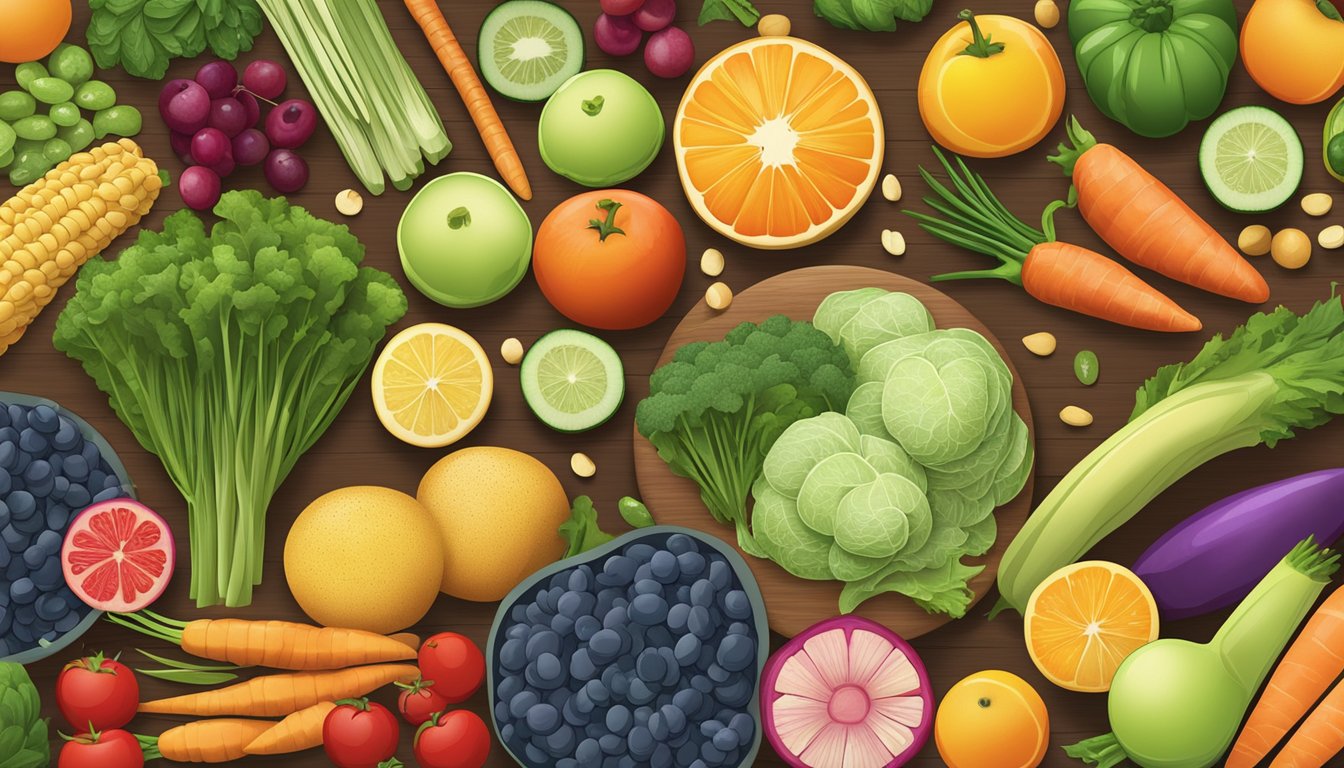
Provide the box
[55,610,80,633]
[35,593,67,621]
[727,622,750,636]
[576,737,601,762]
[711,723,739,752]
[714,678,753,708]
[658,649,681,686]
[92,487,123,503]
[627,678,655,705]
[609,671,630,698]
[728,712,755,742]
[667,603,691,633]
[28,406,57,434]
[602,605,626,630]
[599,555,635,586]
[676,551,706,579]
[691,674,713,694]
[0,607,8,636]
[688,606,714,639]
[632,578,661,596]
[648,711,669,740]
[569,648,597,680]
[723,589,751,620]
[18,429,48,456]
[44,504,69,531]
[510,603,528,624]
[690,579,715,608]
[499,722,515,743]
[700,741,726,764]
[0,545,9,569]
[509,690,540,719]
[9,577,36,604]
[545,724,576,756]
[716,633,755,672]
[526,702,561,735]
[557,590,585,618]
[678,743,702,766]
[523,743,547,764]
[567,568,590,593]
[0,471,10,497]
[617,654,635,674]
[11,621,33,643]
[0,405,8,427]
[598,733,625,755]
[80,441,100,467]
[23,460,53,497]
[624,543,656,564]
[5,557,23,579]
[500,638,526,671]
[666,534,697,555]
[707,663,731,684]
[649,550,679,583]
[526,629,561,660]
[633,563,653,584]
[708,560,730,590]
[63,484,90,509]
[35,530,61,554]
[551,613,576,636]
[661,703,688,735]
[575,615,601,642]
[584,679,610,705]
[535,652,564,687]
[0,443,17,472]
[605,704,632,735]
[88,470,106,492]
[13,510,44,535]
[588,628,622,661]
[62,455,88,481]
[627,726,654,758]
[6,405,26,430]
[50,476,69,501]
[675,584,691,603]
[616,757,636,768]
[3,524,26,552]
[505,623,529,641]
[672,688,702,713]
[494,700,512,723]
[645,625,673,648]
[13,602,35,624]
[651,743,673,768]
[52,419,80,452]
[7,491,35,520]
[497,674,523,703]
[21,544,44,569]
[629,593,668,625]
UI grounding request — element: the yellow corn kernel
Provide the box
[78,163,103,181]
[105,210,128,231]
[117,194,140,212]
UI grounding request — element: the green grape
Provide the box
[48,102,80,128]
[73,80,116,112]
[93,105,142,139]
[42,137,71,164]
[28,77,74,106]
[57,119,94,152]
[0,122,14,155]
[12,115,56,141]
[14,62,49,92]
[47,44,94,85]
[0,91,36,122]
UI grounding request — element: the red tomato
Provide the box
[58,729,144,768]
[397,676,449,726]
[418,633,484,704]
[55,653,139,731]
[533,190,686,330]
[322,697,400,768]
[413,710,490,768]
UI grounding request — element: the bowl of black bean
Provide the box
[487,526,769,768]
[0,392,136,664]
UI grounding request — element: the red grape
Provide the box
[264,149,309,193]
[159,80,210,135]
[600,0,645,14]
[242,60,287,100]
[231,128,269,166]
[644,25,694,78]
[169,131,194,164]
[233,90,261,128]
[179,166,222,211]
[594,13,643,57]
[265,99,318,149]
[189,128,230,166]
[208,98,249,138]
[195,60,238,99]
[633,0,675,32]
[205,153,236,178]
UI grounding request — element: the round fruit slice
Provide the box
[762,616,932,768]
[61,499,174,613]
[674,37,884,250]
[1199,105,1304,213]
[372,323,493,448]
[1024,560,1159,693]
[519,329,624,432]
[478,0,584,102]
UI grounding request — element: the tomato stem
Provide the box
[957,11,1005,59]
[587,199,626,242]
[1129,0,1174,32]
[581,95,605,116]
[446,206,471,230]
[334,697,373,711]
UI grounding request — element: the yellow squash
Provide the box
[918,10,1065,158]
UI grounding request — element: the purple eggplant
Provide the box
[1134,468,1344,620]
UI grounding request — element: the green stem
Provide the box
[931,261,1024,285]
[1064,733,1129,768]
[1130,0,1175,32]
[1047,116,1100,178]
[587,199,626,242]
[957,10,1005,58]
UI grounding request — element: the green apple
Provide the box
[538,69,665,187]
[397,172,532,308]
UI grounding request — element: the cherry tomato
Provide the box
[397,676,449,726]
[322,697,400,768]
[417,633,484,704]
[413,710,490,768]
[58,729,144,768]
[55,652,140,731]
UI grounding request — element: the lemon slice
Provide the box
[372,323,493,447]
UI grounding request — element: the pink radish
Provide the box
[761,616,933,768]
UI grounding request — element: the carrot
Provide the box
[138,664,419,717]
[906,148,1202,332]
[403,0,532,201]
[389,632,420,650]
[1229,586,1344,768]
[139,719,276,763]
[244,701,336,755]
[1049,116,1270,304]
[1271,678,1344,768]
[109,610,417,670]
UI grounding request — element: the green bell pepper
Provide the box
[1068,0,1239,138]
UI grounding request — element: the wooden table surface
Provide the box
[7,1,1344,765]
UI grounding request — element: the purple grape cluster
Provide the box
[159,59,317,211]
[594,0,695,79]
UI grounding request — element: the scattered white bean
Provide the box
[1271,228,1312,269]
[881,229,906,256]
[570,452,596,478]
[1059,405,1093,427]
[881,174,902,202]
[1021,332,1057,357]
[1034,0,1060,28]
[334,188,363,216]
[1238,224,1272,257]
[500,337,524,365]
[700,247,725,277]
[1320,224,1344,250]
[705,281,733,311]
[1301,193,1334,217]
[757,13,791,36]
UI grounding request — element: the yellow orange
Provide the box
[1024,560,1159,693]
[371,323,493,448]
[673,36,883,249]
[936,670,1049,768]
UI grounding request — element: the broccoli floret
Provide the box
[635,316,854,548]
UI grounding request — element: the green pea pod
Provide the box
[93,105,142,139]
[618,496,655,528]
[0,91,36,122]
[48,44,94,85]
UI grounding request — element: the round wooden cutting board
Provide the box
[632,265,1036,639]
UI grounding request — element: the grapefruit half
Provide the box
[61,499,175,612]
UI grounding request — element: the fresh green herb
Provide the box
[997,292,1344,615]
[636,316,855,550]
[135,648,240,672]
[618,497,655,529]
[86,0,263,80]
[53,191,408,607]
[136,668,239,685]
[812,0,934,32]
[1075,350,1099,385]
[0,662,48,768]
[699,0,762,26]
[560,496,617,557]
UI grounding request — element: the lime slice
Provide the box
[1326,96,1344,183]
[1199,106,1304,213]
[478,1,584,103]
[520,329,625,432]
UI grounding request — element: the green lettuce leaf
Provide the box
[814,0,934,31]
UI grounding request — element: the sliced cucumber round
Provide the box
[1199,105,1303,213]
[520,329,625,433]
[478,1,584,103]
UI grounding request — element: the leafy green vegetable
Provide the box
[560,496,617,557]
[0,662,48,768]
[86,0,263,80]
[636,316,855,550]
[699,0,762,25]
[53,191,407,608]
[813,0,934,32]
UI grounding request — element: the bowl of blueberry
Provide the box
[488,526,768,768]
[1,392,135,664]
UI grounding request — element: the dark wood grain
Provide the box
[5,0,1344,765]
[633,265,1036,640]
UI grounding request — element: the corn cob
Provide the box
[0,139,161,357]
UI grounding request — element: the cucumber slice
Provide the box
[1199,106,1304,213]
[520,329,625,432]
[1326,95,1344,183]
[478,1,584,103]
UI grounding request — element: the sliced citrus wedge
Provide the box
[674,36,884,250]
[1024,560,1159,693]
[371,323,493,448]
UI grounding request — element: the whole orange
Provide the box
[533,189,685,330]
[0,0,70,64]
[935,670,1050,768]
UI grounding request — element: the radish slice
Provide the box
[761,617,933,768]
